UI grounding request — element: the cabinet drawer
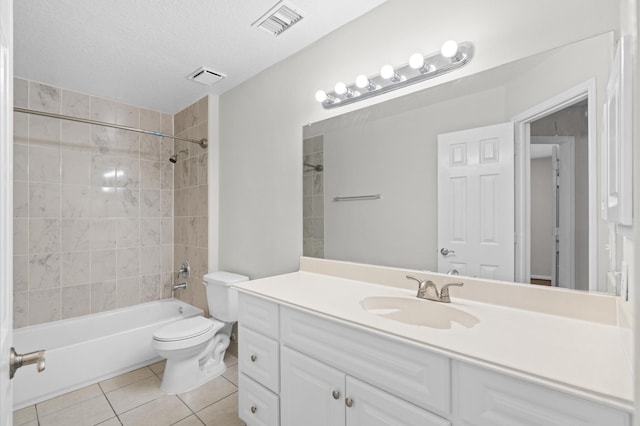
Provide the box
[238,292,279,339]
[281,306,450,416]
[239,325,280,393]
[239,373,279,426]
[455,362,631,426]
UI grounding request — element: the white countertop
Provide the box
[234,270,633,410]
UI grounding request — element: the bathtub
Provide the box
[13,298,202,409]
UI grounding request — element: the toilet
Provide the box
[152,271,249,394]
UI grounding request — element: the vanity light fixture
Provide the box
[315,40,474,109]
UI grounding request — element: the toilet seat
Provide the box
[154,316,221,342]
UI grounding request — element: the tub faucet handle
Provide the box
[176,261,190,279]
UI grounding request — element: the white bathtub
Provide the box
[13,298,202,409]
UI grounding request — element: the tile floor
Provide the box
[13,354,246,426]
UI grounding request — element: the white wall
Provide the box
[218,0,620,279]
[530,158,553,278]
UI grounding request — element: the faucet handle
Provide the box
[439,282,464,303]
[405,275,425,287]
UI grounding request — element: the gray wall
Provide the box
[530,157,553,278]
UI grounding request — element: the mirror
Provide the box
[303,32,614,293]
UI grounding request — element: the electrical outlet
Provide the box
[620,261,629,301]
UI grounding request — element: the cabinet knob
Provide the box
[250,354,257,362]
[332,390,340,400]
[345,397,353,408]
[250,405,257,414]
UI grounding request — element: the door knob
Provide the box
[440,248,456,256]
[10,347,45,379]
[345,397,354,408]
[332,390,341,400]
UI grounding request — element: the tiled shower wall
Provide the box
[303,135,324,258]
[13,78,175,327]
[173,97,209,314]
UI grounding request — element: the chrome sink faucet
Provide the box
[406,275,464,303]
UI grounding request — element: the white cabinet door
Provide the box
[455,362,630,426]
[346,376,450,426]
[281,347,345,426]
[437,123,514,281]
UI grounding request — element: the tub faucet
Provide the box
[172,282,187,297]
[405,275,464,303]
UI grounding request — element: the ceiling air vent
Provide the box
[187,67,225,85]
[252,1,303,37]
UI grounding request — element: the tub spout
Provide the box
[172,282,187,297]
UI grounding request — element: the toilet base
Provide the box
[160,357,227,394]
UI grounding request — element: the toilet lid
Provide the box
[153,316,216,342]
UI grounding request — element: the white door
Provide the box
[345,376,449,426]
[0,0,13,422]
[437,123,514,281]
[281,347,345,426]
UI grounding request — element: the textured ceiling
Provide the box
[14,0,385,113]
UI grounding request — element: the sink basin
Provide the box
[360,296,479,329]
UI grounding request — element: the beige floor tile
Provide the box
[178,376,237,412]
[97,418,122,426]
[195,393,244,426]
[17,421,38,426]
[99,367,155,393]
[149,359,166,376]
[39,395,115,426]
[106,375,164,414]
[37,384,103,417]
[223,353,238,367]
[222,364,238,386]
[119,395,191,426]
[172,415,205,426]
[13,405,37,425]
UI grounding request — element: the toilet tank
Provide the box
[202,271,249,322]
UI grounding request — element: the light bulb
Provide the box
[315,90,328,103]
[355,74,370,89]
[409,53,425,70]
[380,64,395,80]
[334,82,347,95]
[441,40,459,58]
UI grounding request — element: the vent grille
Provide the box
[187,67,225,85]
[252,1,303,37]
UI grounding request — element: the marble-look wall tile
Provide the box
[62,184,91,218]
[13,255,28,292]
[117,218,140,248]
[61,252,91,287]
[91,249,117,282]
[62,285,91,319]
[13,219,28,255]
[13,292,29,328]
[29,288,61,325]
[29,82,60,113]
[14,78,174,327]
[29,219,60,253]
[61,150,91,184]
[14,78,28,108]
[140,274,161,303]
[62,219,91,251]
[197,153,208,186]
[13,181,29,218]
[141,218,161,246]
[116,277,140,308]
[14,144,28,181]
[29,253,61,290]
[61,90,90,119]
[91,281,116,313]
[117,248,140,279]
[141,245,161,276]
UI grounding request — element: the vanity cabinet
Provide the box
[237,291,631,426]
[281,346,449,426]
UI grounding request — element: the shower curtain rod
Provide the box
[13,106,208,148]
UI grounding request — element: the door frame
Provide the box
[512,79,597,291]
[0,0,14,421]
